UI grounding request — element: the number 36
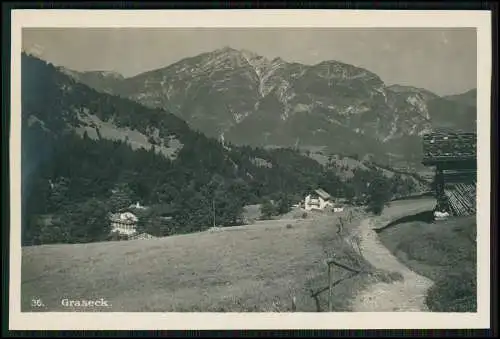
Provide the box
[31,298,44,307]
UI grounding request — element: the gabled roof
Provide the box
[109,211,138,222]
[314,188,331,200]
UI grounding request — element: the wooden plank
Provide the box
[444,183,476,216]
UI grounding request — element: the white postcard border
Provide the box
[9,9,492,330]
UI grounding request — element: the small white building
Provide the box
[304,188,334,211]
[129,201,147,210]
[109,211,138,236]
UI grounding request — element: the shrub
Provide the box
[426,270,477,312]
[366,200,385,215]
[366,176,392,215]
[260,200,277,220]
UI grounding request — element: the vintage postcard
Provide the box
[9,9,491,331]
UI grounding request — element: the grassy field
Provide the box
[22,207,399,312]
[378,213,477,312]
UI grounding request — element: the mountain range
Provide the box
[56,46,477,168]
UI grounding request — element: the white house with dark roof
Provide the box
[303,188,334,211]
[109,211,139,236]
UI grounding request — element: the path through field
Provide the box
[350,199,436,312]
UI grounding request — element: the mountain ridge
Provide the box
[36,47,476,168]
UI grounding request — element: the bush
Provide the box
[366,176,392,215]
[426,270,477,312]
[366,200,385,215]
[260,200,277,220]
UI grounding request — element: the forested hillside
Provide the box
[22,53,421,246]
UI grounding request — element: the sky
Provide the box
[22,27,477,96]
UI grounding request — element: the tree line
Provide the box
[22,124,414,246]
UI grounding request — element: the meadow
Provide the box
[378,212,477,312]
[22,207,382,312]
[22,197,468,313]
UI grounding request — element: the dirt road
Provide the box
[350,199,436,312]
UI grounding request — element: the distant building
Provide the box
[129,201,147,210]
[304,188,334,211]
[422,130,477,216]
[109,211,138,236]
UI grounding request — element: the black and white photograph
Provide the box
[8,9,491,331]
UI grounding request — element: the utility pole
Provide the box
[212,198,216,227]
[328,262,333,312]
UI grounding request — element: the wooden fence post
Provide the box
[337,217,344,235]
[328,262,333,312]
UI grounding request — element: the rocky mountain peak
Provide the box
[216,45,238,53]
[387,84,439,100]
[57,47,477,166]
[89,70,125,80]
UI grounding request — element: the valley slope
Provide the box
[22,52,424,246]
